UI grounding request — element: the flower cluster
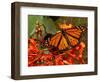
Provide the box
[28,38,86,66]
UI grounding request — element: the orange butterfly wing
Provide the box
[49,32,69,50]
[66,28,82,38]
[65,27,82,46]
[49,24,83,50]
[58,35,69,50]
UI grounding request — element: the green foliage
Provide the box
[28,16,87,38]
[43,16,59,34]
[28,15,44,37]
[28,15,59,38]
[55,17,87,26]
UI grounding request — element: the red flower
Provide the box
[54,55,64,65]
[29,38,36,45]
[28,37,86,66]
[40,54,53,61]
[28,54,38,66]
[28,38,39,54]
[44,60,54,65]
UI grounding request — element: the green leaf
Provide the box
[28,16,59,38]
[28,15,44,38]
[43,16,59,34]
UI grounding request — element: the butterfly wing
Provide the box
[65,27,82,46]
[58,35,69,50]
[49,32,69,50]
[49,26,83,50]
[66,28,82,38]
[66,34,79,46]
[49,32,62,47]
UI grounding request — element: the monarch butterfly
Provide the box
[49,23,86,50]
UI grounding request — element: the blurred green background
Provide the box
[28,15,87,38]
